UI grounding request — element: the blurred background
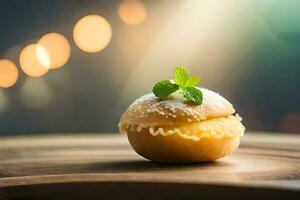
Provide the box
[0,0,299,136]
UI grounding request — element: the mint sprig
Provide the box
[153,80,179,99]
[173,66,188,86]
[181,87,203,105]
[152,66,203,105]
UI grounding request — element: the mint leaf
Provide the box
[181,87,203,105]
[153,66,203,105]
[185,76,200,87]
[173,66,188,86]
[152,80,179,99]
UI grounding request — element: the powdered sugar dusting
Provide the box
[129,91,187,111]
[124,87,234,123]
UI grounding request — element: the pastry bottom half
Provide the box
[122,115,244,163]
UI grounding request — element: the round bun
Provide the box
[119,88,235,126]
[119,88,245,163]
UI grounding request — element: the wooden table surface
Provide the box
[0,132,300,200]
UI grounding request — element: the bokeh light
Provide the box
[36,44,51,68]
[38,33,71,69]
[19,78,52,110]
[0,90,8,113]
[0,59,19,88]
[19,44,50,77]
[118,0,147,25]
[73,15,112,53]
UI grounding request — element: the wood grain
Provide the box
[0,133,299,200]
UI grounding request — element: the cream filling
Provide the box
[119,115,245,142]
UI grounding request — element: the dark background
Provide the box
[0,0,299,135]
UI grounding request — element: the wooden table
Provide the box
[0,133,299,200]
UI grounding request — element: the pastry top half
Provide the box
[119,88,235,127]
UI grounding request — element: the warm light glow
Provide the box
[73,15,112,53]
[38,33,71,69]
[0,90,8,113]
[121,0,242,103]
[19,78,52,110]
[36,44,51,68]
[19,44,50,77]
[118,0,147,25]
[0,59,19,88]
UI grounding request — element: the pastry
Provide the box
[119,67,245,163]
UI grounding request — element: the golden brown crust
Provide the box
[119,88,235,127]
[126,124,241,163]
